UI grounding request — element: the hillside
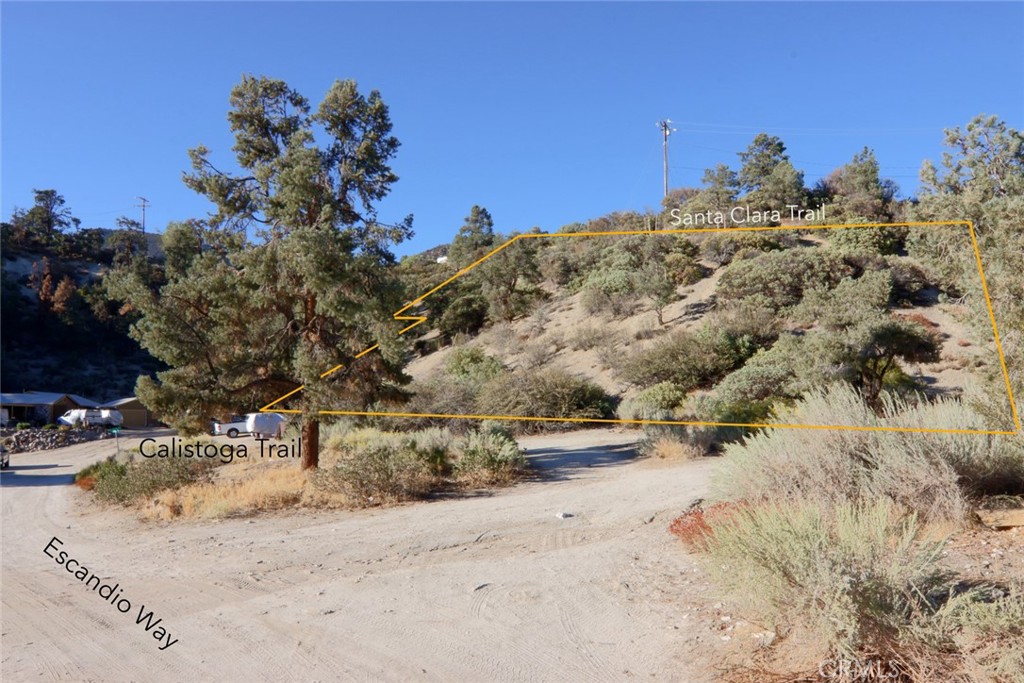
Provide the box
[394,220,1004,441]
[1,228,163,400]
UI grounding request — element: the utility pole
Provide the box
[656,120,676,198]
[136,197,149,233]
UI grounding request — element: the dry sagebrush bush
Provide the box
[701,499,949,659]
[567,322,613,351]
[453,427,526,487]
[313,428,447,506]
[712,384,1023,524]
[700,499,1024,681]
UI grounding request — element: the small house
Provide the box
[0,392,100,426]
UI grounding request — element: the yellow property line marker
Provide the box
[261,220,1020,435]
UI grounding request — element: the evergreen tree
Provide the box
[738,133,789,193]
[737,134,805,215]
[448,205,496,269]
[816,147,899,223]
[108,75,413,468]
[908,114,1024,427]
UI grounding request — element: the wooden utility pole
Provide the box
[137,197,149,232]
[657,119,675,198]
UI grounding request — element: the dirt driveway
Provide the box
[1,428,721,682]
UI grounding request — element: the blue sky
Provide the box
[3,1,1022,256]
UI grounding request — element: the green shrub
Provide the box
[455,428,527,486]
[75,456,126,486]
[42,423,57,430]
[477,368,613,433]
[580,279,637,318]
[313,429,444,505]
[438,294,489,337]
[16,422,31,431]
[792,270,893,330]
[827,225,908,255]
[445,346,504,385]
[616,325,757,390]
[698,231,785,267]
[700,498,1024,673]
[664,252,708,285]
[701,499,949,658]
[717,247,852,311]
[618,382,688,421]
[90,453,216,505]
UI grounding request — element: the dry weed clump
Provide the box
[144,467,308,520]
[645,437,704,461]
[567,323,613,351]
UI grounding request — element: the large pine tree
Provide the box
[109,75,413,468]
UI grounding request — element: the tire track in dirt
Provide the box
[3,430,718,682]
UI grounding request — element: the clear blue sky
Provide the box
[3,2,1022,256]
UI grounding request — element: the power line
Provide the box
[671,128,936,138]
[668,120,944,134]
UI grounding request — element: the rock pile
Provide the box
[2,427,109,453]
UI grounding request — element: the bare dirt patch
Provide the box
[1,428,722,682]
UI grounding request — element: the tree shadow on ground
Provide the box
[0,464,75,487]
[524,442,638,481]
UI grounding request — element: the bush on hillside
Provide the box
[567,323,613,351]
[827,225,908,255]
[697,231,787,267]
[616,325,757,390]
[617,382,688,421]
[445,346,504,385]
[476,368,613,433]
[791,270,893,330]
[438,294,489,337]
[717,247,852,311]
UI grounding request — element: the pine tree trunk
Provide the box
[300,419,319,470]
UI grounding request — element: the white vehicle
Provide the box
[57,409,124,427]
[212,415,248,438]
[245,412,287,439]
[213,412,286,438]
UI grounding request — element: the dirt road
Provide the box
[2,429,720,682]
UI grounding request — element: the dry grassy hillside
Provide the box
[404,230,998,427]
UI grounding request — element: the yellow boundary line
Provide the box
[261,221,1020,436]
